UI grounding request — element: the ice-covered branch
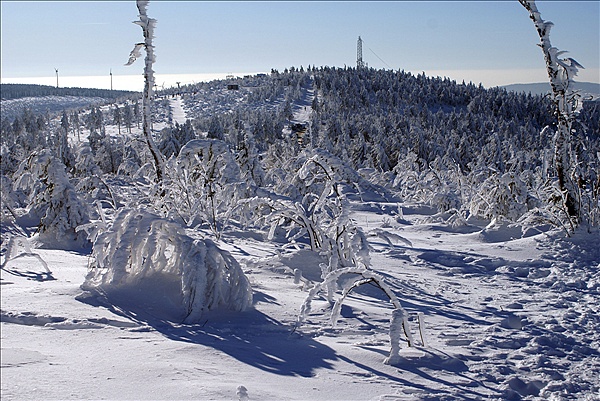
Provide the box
[519,0,582,224]
[125,0,164,184]
[296,266,415,364]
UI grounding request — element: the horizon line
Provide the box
[2,68,599,92]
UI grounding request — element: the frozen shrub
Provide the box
[469,172,531,221]
[160,139,248,239]
[82,209,252,323]
[72,143,116,206]
[297,266,415,365]
[517,178,576,235]
[393,154,464,213]
[1,236,50,275]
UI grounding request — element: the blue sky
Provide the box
[1,1,598,90]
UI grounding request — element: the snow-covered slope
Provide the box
[2,199,598,400]
[502,81,600,99]
[1,95,107,122]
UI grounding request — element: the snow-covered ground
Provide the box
[170,96,188,125]
[2,200,599,400]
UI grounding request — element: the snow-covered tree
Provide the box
[113,104,122,135]
[469,171,531,221]
[0,142,26,177]
[125,0,164,184]
[236,130,266,187]
[161,139,248,239]
[72,143,117,208]
[71,110,81,142]
[1,174,20,226]
[133,100,141,129]
[55,111,75,171]
[519,0,584,226]
[264,149,396,304]
[60,110,70,136]
[81,208,252,323]
[122,103,133,134]
[14,150,90,249]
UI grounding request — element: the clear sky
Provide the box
[1,1,599,91]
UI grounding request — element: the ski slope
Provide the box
[170,96,188,125]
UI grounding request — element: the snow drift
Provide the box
[81,209,252,323]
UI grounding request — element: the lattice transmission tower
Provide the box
[357,36,366,69]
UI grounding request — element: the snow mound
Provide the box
[81,209,252,323]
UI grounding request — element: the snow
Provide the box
[2,45,599,400]
[169,96,188,125]
[2,198,599,400]
[290,86,314,125]
[81,209,252,323]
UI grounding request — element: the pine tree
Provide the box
[71,111,81,142]
[56,112,74,171]
[123,104,133,134]
[14,150,90,249]
[113,104,122,135]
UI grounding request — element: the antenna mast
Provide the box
[55,68,59,88]
[357,36,365,69]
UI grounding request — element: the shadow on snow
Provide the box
[77,289,338,378]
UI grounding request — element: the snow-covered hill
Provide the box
[0,83,136,121]
[502,81,600,99]
[0,95,108,122]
